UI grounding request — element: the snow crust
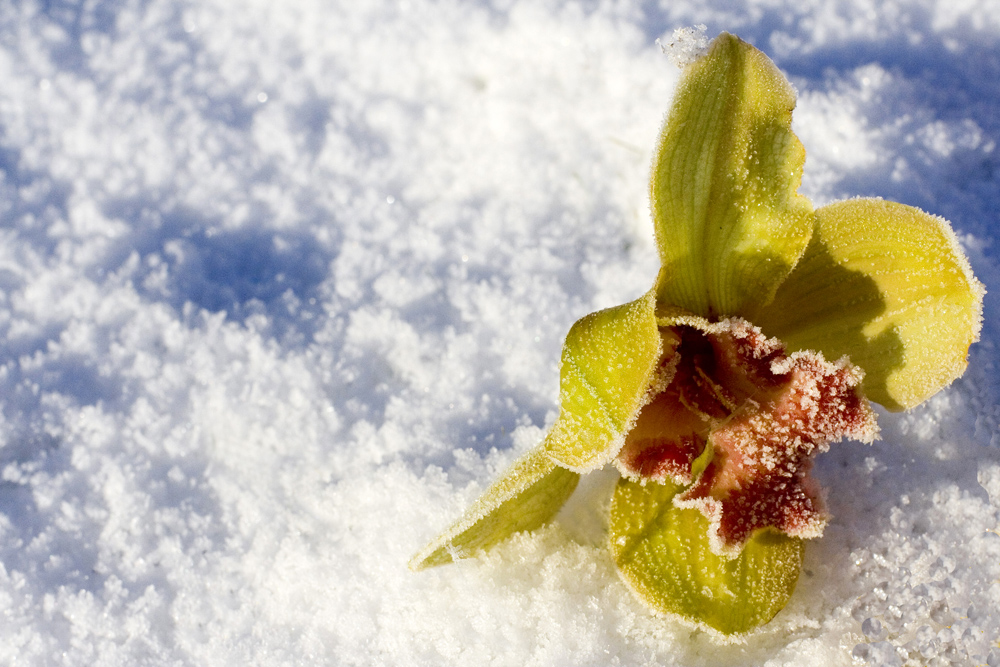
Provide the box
[0,0,997,665]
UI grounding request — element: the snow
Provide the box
[0,0,997,665]
[659,25,711,67]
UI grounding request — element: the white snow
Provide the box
[0,0,997,665]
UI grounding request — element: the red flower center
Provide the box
[617,318,878,557]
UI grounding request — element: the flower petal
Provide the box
[651,32,814,319]
[676,339,877,556]
[409,445,579,570]
[546,290,665,471]
[615,381,709,485]
[752,198,985,411]
[609,476,803,635]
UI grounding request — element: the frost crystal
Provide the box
[658,24,709,68]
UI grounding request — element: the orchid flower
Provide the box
[410,32,985,635]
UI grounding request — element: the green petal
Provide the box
[546,290,664,471]
[752,198,985,411]
[410,445,579,570]
[651,32,814,319]
[610,476,803,635]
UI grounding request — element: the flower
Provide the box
[410,32,985,635]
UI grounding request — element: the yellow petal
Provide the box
[752,198,985,411]
[545,289,665,471]
[651,32,814,318]
[409,445,579,570]
[412,291,663,569]
[609,476,803,635]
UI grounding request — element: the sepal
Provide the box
[609,476,803,635]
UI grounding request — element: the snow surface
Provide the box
[0,0,997,665]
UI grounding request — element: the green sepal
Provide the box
[609,476,803,635]
[651,32,814,319]
[410,445,579,570]
[546,289,663,471]
[753,198,985,411]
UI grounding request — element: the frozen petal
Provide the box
[676,324,877,556]
[753,198,985,410]
[412,292,663,568]
[546,290,664,471]
[651,32,813,319]
[610,477,803,635]
[615,382,708,485]
[409,445,579,570]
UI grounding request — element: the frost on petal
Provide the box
[610,476,804,635]
[616,324,736,484]
[650,32,813,319]
[616,384,708,484]
[674,321,878,557]
[659,24,710,67]
[546,290,664,472]
[753,198,985,411]
[413,291,665,569]
[410,445,579,570]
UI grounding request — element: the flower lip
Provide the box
[617,315,878,557]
